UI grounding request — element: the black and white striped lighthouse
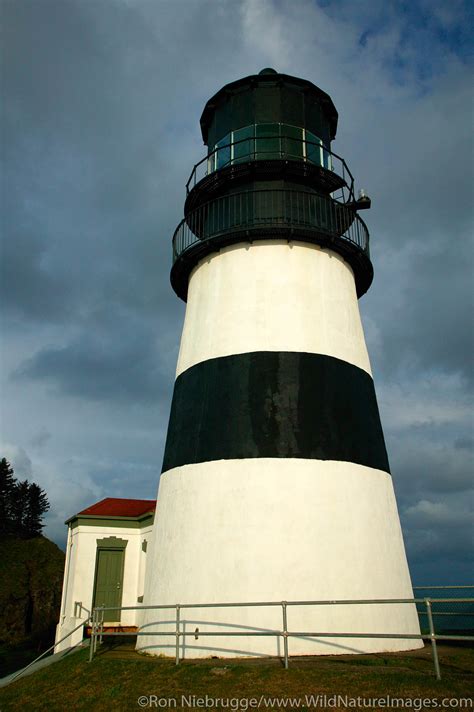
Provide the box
[139,69,421,657]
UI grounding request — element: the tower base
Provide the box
[137,459,422,658]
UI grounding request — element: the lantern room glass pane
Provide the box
[255,123,280,159]
[216,134,231,169]
[209,124,328,171]
[322,142,331,169]
[207,154,216,174]
[306,130,322,165]
[282,125,303,160]
[233,125,255,164]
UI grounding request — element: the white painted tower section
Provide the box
[138,240,422,658]
[177,241,371,376]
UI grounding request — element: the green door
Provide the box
[93,549,125,622]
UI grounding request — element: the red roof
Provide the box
[77,497,156,518]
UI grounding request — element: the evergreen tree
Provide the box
[0,458,51,538]
[10,479,30,536]
[0,458,15,535]
[24,483,50,537]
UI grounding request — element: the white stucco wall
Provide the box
[55,521,153,652]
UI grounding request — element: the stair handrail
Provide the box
[7,616,91,685]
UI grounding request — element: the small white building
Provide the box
[54,497,155,652]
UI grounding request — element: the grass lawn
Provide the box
[0,642,473,711]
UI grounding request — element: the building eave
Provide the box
[66,512,155,529]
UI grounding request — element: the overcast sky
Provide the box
[1,0,473,585]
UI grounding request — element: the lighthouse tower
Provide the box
[139,69,421,657]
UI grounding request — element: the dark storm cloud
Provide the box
[2,0,188,326]
[368,237,474,385]
[15,306,175,403]
[390,428,473,501]
[391,246,473,383]
[380,382,473,583]
[402,492,473,581]
[1,228,75,320]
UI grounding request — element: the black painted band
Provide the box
[162,351,390,474]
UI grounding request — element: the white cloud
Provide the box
[404,499,472,527]
[379,375,472,430]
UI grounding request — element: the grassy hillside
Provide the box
[0,536,65,676]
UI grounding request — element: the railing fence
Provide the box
[186,135,356,205]
[172,189,370,266]
[6,616,91,685]
[88,594,474,680]
[7,591,472,685]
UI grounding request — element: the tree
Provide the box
[0,459,51,538]
[0,458,15,535]
[10,479,31,536]
[24,483,50,537]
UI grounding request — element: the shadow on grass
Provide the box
[0,637,53,678]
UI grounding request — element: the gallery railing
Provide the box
[88,595,474,680]
[185,135,356,204]
[172,189,370,265]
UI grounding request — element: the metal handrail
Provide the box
[90,596,474,610]
[7,616,91,685]
[88,596,474,680]
[185,135,356,202]
[413,585,474,589]
[172,189,370,265]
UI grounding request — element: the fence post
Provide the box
[88,608,96,663]
[425,598,441,680]
[94,609,100,654]
[175,605,181,666]
[282,602,289,669]
[94,609,99,655]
